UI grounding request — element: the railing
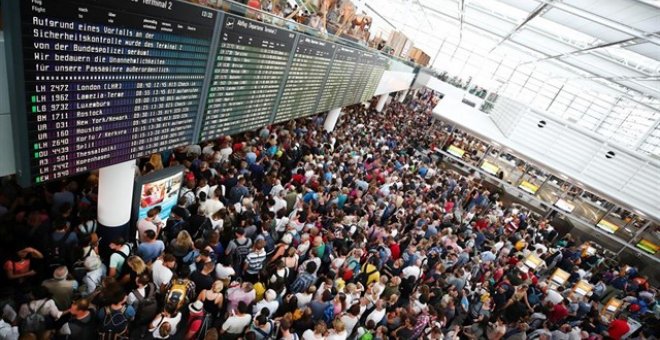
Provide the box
[193,0,420,70]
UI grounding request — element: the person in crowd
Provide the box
[0,93,656,340]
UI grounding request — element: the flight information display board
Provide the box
[7,0,216,184]
[348,51,375,104]
[360,56,389,102]
[316,46,359,113]
[200,14,296,140]
[273,36,336,124]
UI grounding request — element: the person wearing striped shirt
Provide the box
[290,261,318,294]
[243,239,267,283]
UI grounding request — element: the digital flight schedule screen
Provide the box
[200,14,296,140]
[6,0,216,184]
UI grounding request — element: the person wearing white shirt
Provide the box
[365,299,386,325]
[18,297,62,321]
[326,319,348,340]
[152,255,176,289]
[149,306,182,339]
[340,304,361,336]
[402,259,422,280]
[295,286,315,308]
[221,302,252,336]
[0,319,18,340]
[252,290,279,317]
[302,322,327,340]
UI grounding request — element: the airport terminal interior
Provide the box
[0,0,659,339]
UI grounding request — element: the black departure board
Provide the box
[361,56,389,102]
[349,51,376,104]
[273,36,336,123]
[6,0,216,184]
[200,14,296,140]
[316,46,359,113]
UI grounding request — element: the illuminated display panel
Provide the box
[273,36,335,123]
[200,14,296,139]
[447,145,466,158]
[518,180,540,194]
[6,0,216,184]
[596,219,621,234]
[316,46,359,113]
[636,239,658,254]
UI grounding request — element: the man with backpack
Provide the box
[108,237,131,280]
[128,273,159,336]
[225,228,252,275]
[48,218,78,269]
[62,298,97,340]
[97,292,135,339]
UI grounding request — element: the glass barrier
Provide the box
[536,175,569,206]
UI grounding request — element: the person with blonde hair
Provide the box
[327,319,347,340]
[197,280,224,320]
[170,230,194,262]
[302,320,327,340]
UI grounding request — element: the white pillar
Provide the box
[398,90,408,103]
[324,107,342,132]
[98,160,135,227]
[375,94,388,112]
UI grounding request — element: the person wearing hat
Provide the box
[42,265,78,310]
[81,255,106,297]
[185,300,206,340]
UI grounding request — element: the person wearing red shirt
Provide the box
[388,237,401,260]
[549,300,569,324]
[607,315,630,340]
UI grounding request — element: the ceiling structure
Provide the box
[364,0,660,157]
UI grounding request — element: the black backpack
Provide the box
[99,306,129,339]
[47,229,74,268]
[165,219,187,243]
[132,283,159,326]
[233,238,251,267]
[111,248,131,279]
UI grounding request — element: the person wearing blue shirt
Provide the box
[137,230,165,264]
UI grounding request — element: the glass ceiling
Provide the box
[363,0,660,157]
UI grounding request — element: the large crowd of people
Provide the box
[0,90,657,340]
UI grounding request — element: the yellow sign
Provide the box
[480,161,500,175]
[636,239,659,254]
[447,145,465,158]
[573,280,593,296]
[518,180,539,194]
[524,254,543,270]
[550,268,570,286]
[596,219,620,234]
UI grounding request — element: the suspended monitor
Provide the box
[480,160,499,176]
[596,219,621,234]
[200,13,296,140]
[636,239,659,255]
[554,198,575,213]
[518,180,539,195]
[273,36,336,124]
[446,145,465,158]
[3,0,216,185]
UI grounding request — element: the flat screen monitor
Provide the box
[480,160,499,175]
[132,166,184,225]
[636,239,659,254]
[554,198,575,213]
[447,145,465,158]
[518,180,539,194]
[596,219,620,234]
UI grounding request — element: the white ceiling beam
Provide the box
[536,0,660,46]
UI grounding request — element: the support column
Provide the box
[398,89,408,103]
[375,93,388,112]
[324,107,342,132]
[97,160,135,255]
